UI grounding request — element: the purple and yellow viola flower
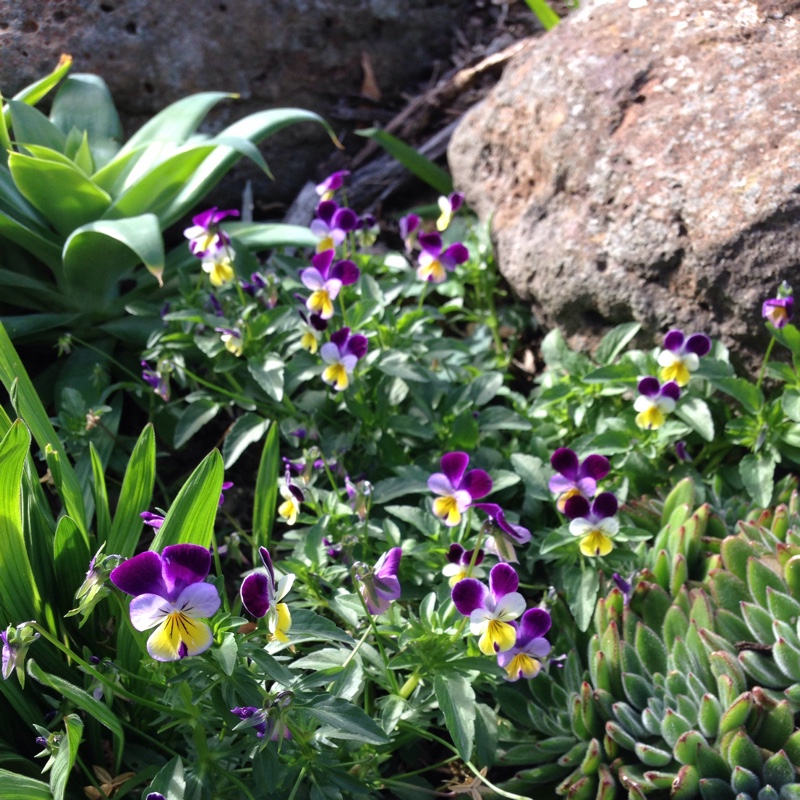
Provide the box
[436,191,464,231]
[496,608,552,681]
[470,502,531,563]
[657,329,711,387]
[110,544,221,662]
[320,327,368,392]
[357,547,402,615]
[416,232,469,284]
[451,563,526,655]
[315,170,350,201]
[763,296,794,329]
[278,482,303,525]
[141,360,170,402]
[216,327,243,357]
[633,377,680,430]
[300,250,360,320]
[564,492,620,557]
[428,452,492,527]
[183,207,239,257]
[548,448,610,513]
[311,201,359,253]
[241,547,295,642]
[442,543,485,587]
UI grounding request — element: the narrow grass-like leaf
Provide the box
[303,693,389,745]
[223,221,317,251]
[434,673,476,761]
[522,0,561,30]
[355,127,452,195]
[253,422,280,551]
[89,443,111,544]
[27,661,124,773]
[106,424,155,557]
[53,516,90,614]
[0,420,41,622]
[151,449,224,550]
[0,211,63,270]
[63,213,165,296]
[49,712,82,800]
[0,769,52,799]
[174,399,221,449]
[222,413,270,469]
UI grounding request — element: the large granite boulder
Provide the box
[0,0,473,204]
[449,0,800,363]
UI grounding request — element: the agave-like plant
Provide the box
[504,478,800,800]
[0,56,326,343]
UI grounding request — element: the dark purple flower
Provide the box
[315,170,350,200]
[140,511,165,530]
[564,492,619,557]
[240,547,294,641]
[320,327,368,392]
[437,192,464,231]
[496,608,552,681]
[399,213,421,252]
[219,481,234,506]
[110,545,220,661]
[658,329,711,386]
[549,448,610,513]
[675,441,691,462]
[141,360,169,402]
[428,452,492,527]
[470,502,531,545]
[634,377,680,430]
[416,232,469,284]
[184,207,239,257]
[442,542,485,586]
[763,296,794,329]
[311,201,359,252]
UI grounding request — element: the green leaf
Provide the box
[225,221,317,251]
[675,397,715,442]
[145,757,185,800]
[253,423,280,551]
[522,0,561,30]
[49,74,122,169]
[62,213,166,296]
[151,449,224,550]
[594,323,641,365]
[303,693,390,745]
[89,443,111,544]
[711,377,763,414]
[8,54,72,110]
[740,452,775,508]
[223,413,270,469]
[248,354,284,402]
[510,453,552,501]
[355,127,453,195]
[564,567,600,632]
[7,100,67,152]
[174,399,221,449]
[434,673,476,762]
[0,770,52,800]
[106,424,155,557]
[49,713,82,800]
[782,389,800,422]
[52,516,90,610]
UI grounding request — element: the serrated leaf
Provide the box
[675,397,715,442]
[434,673,476,762]
[740,452,776,508]
[304,693,389,745]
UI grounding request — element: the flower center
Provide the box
[579,530,613,558]
[308,289,333,318]
[433,495,462,526]
[323,362,350,391]
[479,618,516,655]
[635,404,666,430]
[504,653,541,681]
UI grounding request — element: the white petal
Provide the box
[495,591,526,621]
[129,593,172,631]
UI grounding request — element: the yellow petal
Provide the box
[270,602,292,642]
[301,331,318,354]
[478,619,517,655]
[433,495,461,526]
[635,406,666,430]
[419,259,446,283]
[504,654,541,681]
[660,362,690,387]
[278,498,298,525]
[323,363,349,391]
[147,612,213,661]
[308,289,333,318]
[579,530,614,557]
[316,237,335,253]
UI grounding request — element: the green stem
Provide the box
[286,766,307,800]
[756,336,776,392]
[68,336,142,383]
[397,670,421,699]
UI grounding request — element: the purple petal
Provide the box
[517,608,552,645]
[330,259,360,286]
[578,454,610,482]
[548,474,576,494]
[330,327,351,349]
[637,376,660,397]
[662,329,685,353]
[488,563,519,600]
[428,472,456,496]
[467,548,485,566]
[440,452,470,488]
[110,551,167,598]
[463,469,492,500]
[129,593,170,631]
[300,267,326,291]
[311,249,335,277]
[399,214,420,239]
[175,582,221,618]
[591,492,618,519]
[441,243,469,268]
[315,200,338,225]
[241,572,270,618]
[418,231,442,255]
[660,381,681,402]
[161,544,212,600]
[447,543,466,564]
[449,192,464,213]
[375,547,402,580]
[452,578,488,616]
[685,333,711,357]
[563,494,590,520]
[550,448,579,481]
[344,334,368,360]
[258,546,276,585]
[332,207,359,232]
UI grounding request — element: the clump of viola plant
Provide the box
[3,158,800,800]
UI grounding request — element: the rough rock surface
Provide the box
[0,0,473,205]
[448,0,800,364]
